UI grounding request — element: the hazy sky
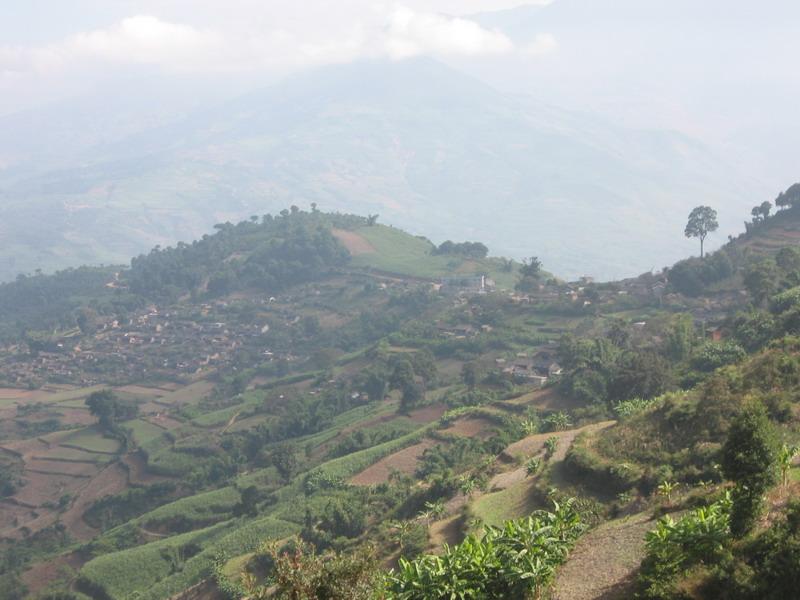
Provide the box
[0,1,553,112]
[1,0,798,184]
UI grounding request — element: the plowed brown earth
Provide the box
[60,461,129,540]
[407,404,446,424]
[350,439,437,485]
[440,416,495,439]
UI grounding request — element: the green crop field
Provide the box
[38,384,107,405]
[61,426,121,454]
[122,419,167,446]
[79,523,231,599]
[349,225,518,287]
[137,486,241,529]
[471,477,540,528]
[155,381,215,406]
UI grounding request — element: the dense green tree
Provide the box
[721,402,779,537]
[390,359,415,391]
[271,443,298,481]
[775,183,800,210]
[751,200,772,224]
[461,362,480,389]
[85,390,137,431]
[744,258,780,306]
[684,206,719,258]
[516,257,543,292]
[399,382,425,413]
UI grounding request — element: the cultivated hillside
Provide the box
[2,198,800,599]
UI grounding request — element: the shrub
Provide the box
[386,500,585,599]
[638,494,732,599]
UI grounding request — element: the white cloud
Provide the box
[67,15,222,67]
[0,5,555,80]
[385,6,514,59]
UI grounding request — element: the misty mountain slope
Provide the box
[0,59,757,281]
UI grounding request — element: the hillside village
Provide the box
[0,200,799,600]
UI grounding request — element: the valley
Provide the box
[0,199,800,599]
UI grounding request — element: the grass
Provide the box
[80,517,300,600]
[137,486,241,529]
[122,419,167,446]
[154,381,215,406]
[191,403,247,428]
[349,225,518,287]
[471,477,540,527]
[38,446,113,464]
[37,385,107,405]
[61,426,121,454]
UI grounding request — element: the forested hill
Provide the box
[0,208,515,341]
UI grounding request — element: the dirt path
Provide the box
[552,512,655,600]
[501,421,615,463]
[221,410,242,433]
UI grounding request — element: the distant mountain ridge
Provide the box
[0,58,762,281]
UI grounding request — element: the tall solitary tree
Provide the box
[684,206,719,258]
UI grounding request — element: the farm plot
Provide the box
[60,426,122,454]
[14,470,89,508]
[0,500,39,535]
[35,385,107,406]
[60,461,130,540]
[122,419,167,446]
[440,416,497,439]
[35,446,114,464]
[25,457,97,477]
[350,439,437,485]
[153,381,215,407]
[0,387,34,401]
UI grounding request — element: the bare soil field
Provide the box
[53,407,95,426]
[21,551,83,596]
[441,416,496,439]
[15,471,88,507]
[501,421,615,463]
[0,500,41,535]
[25,458,97,477]
[60,461,129,540]
[350,439,437,485]
[407,404,446,424]
[332,229,376,255]
[0,387,34,400]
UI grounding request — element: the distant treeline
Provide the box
[431,240,489,259]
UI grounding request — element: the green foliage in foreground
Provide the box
[638,494,732,599]
[385,500,585,599]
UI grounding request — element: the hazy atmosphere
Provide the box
[1,5,800,599]
[2,1,798,279]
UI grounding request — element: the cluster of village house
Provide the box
[0,267,732,389]
[0,302,295,387]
